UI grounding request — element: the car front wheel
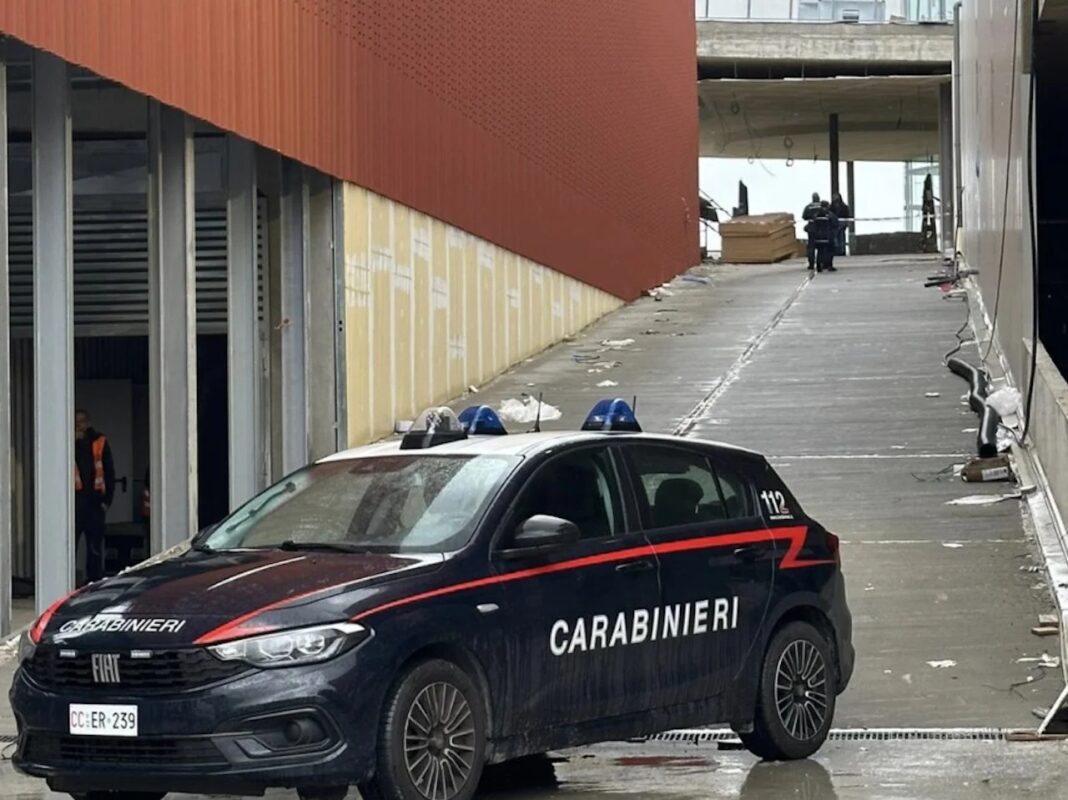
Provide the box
[740,620,836,761]
[360,659,486,800]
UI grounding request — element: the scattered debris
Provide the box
[680,275,711,285]
[467,385,479,393]
[883,669,893,675]
[586,361,622,374]
[1015,653,1060,669]
[864,584,875,591]
[902,674,913,685]
[927,660,957,669]
[498,397,562,424]
[600,338,635,349]
[1039,613,1060,626]
[962,427,979,434]
[961,456,1014,483]
[1032,626,1060,638]
[925,392,942,398]
[946,493,1021,506]
[596,380,619,388]
[1021,565,1043,574]
[942,543,964,549]
[987,387,1023,417]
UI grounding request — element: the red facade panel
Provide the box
[0,0,698,299]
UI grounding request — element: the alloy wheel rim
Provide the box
[774,640,828,742]
[404,681,476,800]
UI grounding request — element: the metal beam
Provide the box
[279,159,308,474]
[829,113,841,198]
[0,47,11,634]
[147,102,198,550]
[846,160,856,254]
[32,51,74,611]
[226,135,260,509]
[938,81,955,253]
[306,171,339,461]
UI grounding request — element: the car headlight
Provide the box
[207,622,370,668]
[17,628,36,665]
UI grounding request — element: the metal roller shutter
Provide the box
[8,196,265,337]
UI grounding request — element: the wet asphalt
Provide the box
[3,256,1066,798]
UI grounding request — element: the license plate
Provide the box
[69,704,138,737]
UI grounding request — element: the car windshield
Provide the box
[202,455,519,554]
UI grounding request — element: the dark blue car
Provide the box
[11,401,853,800]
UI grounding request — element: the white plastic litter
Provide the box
[497,397,562,424]
[600,338,635,349]
[1016,653,1061,669]
[987,387,1023,417]
[596,380,619,388]
[942,543,964,549]
[927,660,957,669]
[925,392,941,398]
[945,493,1020,506]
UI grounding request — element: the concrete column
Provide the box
[939,82,955,253]
[829,114,840,198]
[0,49,11,634]
[226,135,260,509]
[32,51,74,611]
[279,159,308,474]
[147,102,198,550]
[847,160,856,254]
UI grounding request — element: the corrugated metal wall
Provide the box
[0,0,699,301]
[7,198,265,336]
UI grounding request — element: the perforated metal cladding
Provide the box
[0,0,698,299]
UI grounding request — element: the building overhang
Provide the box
[699,75,948,162]
[698,19,954,79]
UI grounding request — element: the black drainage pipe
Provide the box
[947,356,1001,458]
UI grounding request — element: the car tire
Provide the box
[740,620,836,761]
[359,658,487,800]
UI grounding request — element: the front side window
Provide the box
[509,448,624,541]
[203,455,519,554]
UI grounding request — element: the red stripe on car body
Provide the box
[195,525,834,642]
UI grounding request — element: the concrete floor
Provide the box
[4,740,1068,799]
[2,255,1065,797]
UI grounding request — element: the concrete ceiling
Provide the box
[699,75,947,162]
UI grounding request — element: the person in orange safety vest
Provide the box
[74,409,115,585]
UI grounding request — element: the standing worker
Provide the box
[74,409,115,585]
[802,193,822,270]
[831,192,851,256]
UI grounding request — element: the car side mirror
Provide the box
[498,515,580,561]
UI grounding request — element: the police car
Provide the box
[11,400,853,800]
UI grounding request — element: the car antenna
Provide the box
[633,395,639,414]
[531,392,544,433]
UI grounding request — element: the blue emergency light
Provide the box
[458,405,509,436]
[581,398,642,433]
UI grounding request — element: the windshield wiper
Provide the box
[191,541,215,554]
[277,540,368,554]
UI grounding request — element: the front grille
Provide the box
[24,648,248,692]
[22,733,227,766]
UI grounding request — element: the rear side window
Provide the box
[628,445,755,529]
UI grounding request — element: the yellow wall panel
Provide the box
[342,183,622,447]
[430,219,449,405]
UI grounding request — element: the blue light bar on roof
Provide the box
[458,405,509,436]
[581,398,642,433]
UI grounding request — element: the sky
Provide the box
[698,158,938,254]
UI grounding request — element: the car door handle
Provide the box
[615,559,655,574]
[731,545,762,562]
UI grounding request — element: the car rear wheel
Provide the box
[360,659,486,800]
[740,620,835,761]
